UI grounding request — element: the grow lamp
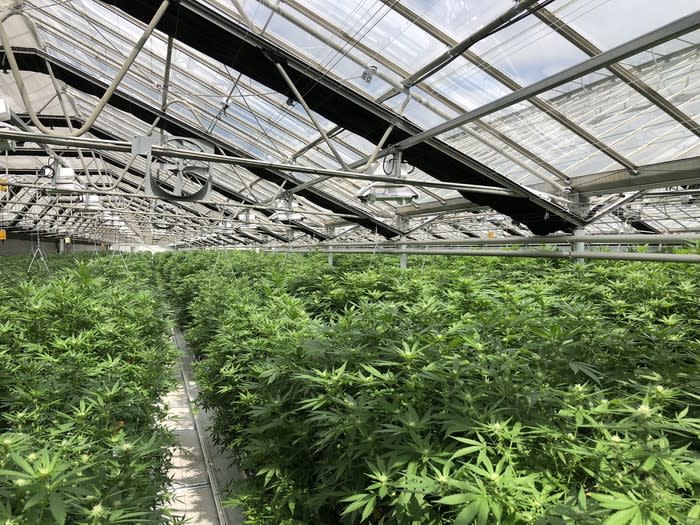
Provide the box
[237,224,259,233]
[82,194,101,212]
[49,166,82,193]
[357,182,418,204]
[270,211,303,222]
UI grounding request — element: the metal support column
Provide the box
[389,149,410,270]
[399,234,408,270]
[572,229,585,265]
[326,225,335,266]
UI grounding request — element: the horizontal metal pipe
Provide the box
[0,129,517,196]
[280,233,699,249]
[567,251,699,263]
[268,247,700,263]
[1,182,362,218]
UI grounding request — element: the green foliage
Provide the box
[161,252,700,524]
[0,258,177,524]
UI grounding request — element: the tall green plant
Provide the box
[159,252,700,524]
[0,259,177,524]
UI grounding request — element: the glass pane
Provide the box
[400,0,512,41]
[624,32,700,130]
[279,0,444,71]
[541,63,700,169]
[440,125,549,188]
[424,57,512,111]
[471,17,589,87]
[248,2,402,98]
[553,0,700,51]
[448,100,618,178]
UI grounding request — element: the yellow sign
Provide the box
[487,230,496,239]
[0,178,7,192]
[0,229,6,241]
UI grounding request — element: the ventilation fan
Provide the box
[146,137,212,201]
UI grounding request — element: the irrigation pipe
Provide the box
[270,247,700,264]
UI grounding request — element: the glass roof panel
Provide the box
[440,100,619,180]
[397,90,458,129]
[552,0,700,52]
[441,124,560,189]
[421,57,512,113]
[470,16,589,87]
[540,65,700,168]
[265,0,445,74]
[233,0,402,99]
[304,0,441,72]
[622,33,700,126]
[399,0,513,41]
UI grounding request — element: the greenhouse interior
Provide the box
[1,0,699,524]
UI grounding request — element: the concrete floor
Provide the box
[164,330,245,525]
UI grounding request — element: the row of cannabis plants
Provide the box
[158,252,700,524]
[0,255,177,524]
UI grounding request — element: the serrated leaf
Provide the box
[577,486,587,510]
[360,496,376,522]
[477,498,490,525]
[49,492,66,525]
[10,454,36,477]
[660,460,686,488]
[454,500,481,525]
[342,499,368,515]
[23,491,45,511]
[452,445,484,459]
[438,493,472,505]
[602,506,640,525]
[641,455,657,472]
[0,469,32,480]
[591,493,636,510]
[648,510,670,525]
[569,361,603,385]
[341,493,369,503]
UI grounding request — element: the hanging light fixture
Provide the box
[271,196,303,222]
[82,194,102,212]
[236,210,260,234]
[49,166,82,193]
[357,182,418,204]
[357,153,418,205]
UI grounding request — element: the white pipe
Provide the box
[273,247,700,264]
[0,129,517,195]
[3,182,361,218]
[0,0,170,137]
[281,233,699,248]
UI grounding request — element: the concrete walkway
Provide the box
[164,329,245,525]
